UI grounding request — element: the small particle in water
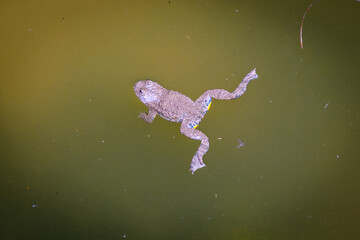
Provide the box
[185,35,191,40]
[27,28,32,31]
[214,193,218,198]
[26,186,30,190]
[217,137,223,140]
[101,140,105,143]
[31,203,38,208]
[235,9,239,12]
[237,139,245,148]
[123,234,126,238]
[336,154,340,159]
[307,215,313,219]
[324,101,329,109]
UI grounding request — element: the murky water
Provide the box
[1,0,359,239]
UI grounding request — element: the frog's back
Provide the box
[158,90,200,122]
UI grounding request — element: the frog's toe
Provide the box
[190,156,206,174]
[246,68,258,81]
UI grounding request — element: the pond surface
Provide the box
[1,0,359,239]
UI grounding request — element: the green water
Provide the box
[1,0,359,239]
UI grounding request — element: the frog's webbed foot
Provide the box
[190,153,206,174]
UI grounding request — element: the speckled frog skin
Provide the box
[134,69,258,174]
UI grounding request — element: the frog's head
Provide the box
[134,80,165,105]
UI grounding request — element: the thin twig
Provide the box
[300,0,320,49]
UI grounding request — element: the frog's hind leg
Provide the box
[180,120,209,174]
[195,94,213,115]
[195,68,258,104]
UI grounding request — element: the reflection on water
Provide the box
[1,0,359,239]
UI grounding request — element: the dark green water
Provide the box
[1,0,359,239]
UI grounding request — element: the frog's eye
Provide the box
[139,89,143,94]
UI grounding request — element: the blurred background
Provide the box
[0,0,359,239]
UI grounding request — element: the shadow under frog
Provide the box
[134,69,258,174]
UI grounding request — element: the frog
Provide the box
[134,68,258,174]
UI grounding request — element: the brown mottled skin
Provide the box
[134,69,258,174]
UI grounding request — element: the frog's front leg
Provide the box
[180,120,209,174]
[139,109,157,123]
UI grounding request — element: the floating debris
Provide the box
[300,0,320,49]
[237,139,245,148]
[294,129,301,135]
[324,101,329,109]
